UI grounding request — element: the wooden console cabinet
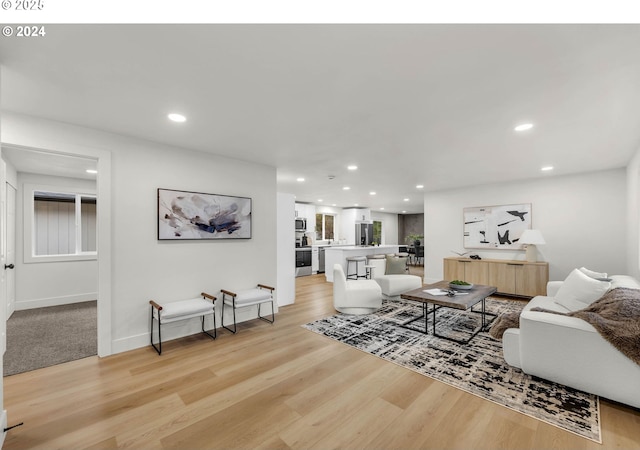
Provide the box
[443,257,549,297]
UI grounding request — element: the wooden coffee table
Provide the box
[400,280,498,344]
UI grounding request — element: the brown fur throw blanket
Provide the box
[530,287,640,366]
[489,311,521,340]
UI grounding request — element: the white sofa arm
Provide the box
[518,308,640,409]
[546,281,563,297]
[521,310,595,332]
[502,328,522,368]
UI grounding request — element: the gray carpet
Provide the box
[303,297,601,443]
[4,301,97,376]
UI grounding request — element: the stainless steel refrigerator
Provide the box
[355,223,374,246]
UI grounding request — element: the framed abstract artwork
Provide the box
[158,188,252,240]
[463,204,531,249]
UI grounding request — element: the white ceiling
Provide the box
[2,145,97,181]
[1,24,640,213]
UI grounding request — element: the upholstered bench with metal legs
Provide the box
[221,284,275,334]
[149,292,217,355]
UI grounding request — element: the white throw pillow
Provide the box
[579,266,608,279]
[554,268,611,312]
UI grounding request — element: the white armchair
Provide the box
[367,257,422,299]
[333,264,382,315]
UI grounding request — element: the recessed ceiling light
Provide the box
[514,123,534,132]
[297,177,305,182]
[380,207,385,210]
[332,204,337,206]
[416,185,424,189]
[347,165,358,171]
[168,113,186,123]
[318,199,323,202]
[402,210,407,213]
[541,166,554,171]
[403,198,409,202]
[343,186,350,190]
[86,169,98,174]
[369,191,376,195]
[354,203,359,206]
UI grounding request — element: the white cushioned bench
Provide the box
[221,284,275,334]
[149,292,216,355]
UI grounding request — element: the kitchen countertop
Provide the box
[324,245,400,251]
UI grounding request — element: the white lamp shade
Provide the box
[519,229,546,245]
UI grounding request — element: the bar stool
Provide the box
[346,256,367,280]
[366,254,386,279]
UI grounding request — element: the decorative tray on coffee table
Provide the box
[449,280,474,290]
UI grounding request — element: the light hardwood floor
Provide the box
[4,270,640,449]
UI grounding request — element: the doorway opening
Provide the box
[1,144,110,373]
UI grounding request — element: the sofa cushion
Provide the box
[579,267,608,279]
[226,288,272,307]
[610,275,640,290]
[385,255,406,275]
[154,298,214,321]
[553,268,611,312]
[375,274,422,297]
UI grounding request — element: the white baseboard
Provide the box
[14,292,97,311]
[112,320,218,355]
[110,306,276,355]
[112,332,149,355]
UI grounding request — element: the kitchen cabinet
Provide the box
[443,257,549,297]
[341,208,371,244]
[355,208,371,222]
[295,203,316,233]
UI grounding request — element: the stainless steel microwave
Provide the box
[295,218,307,231]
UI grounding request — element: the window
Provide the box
[315,213,335,241]
[25,184,97,263]
[373,220,382,244]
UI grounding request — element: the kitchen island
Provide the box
[324,245,400,282]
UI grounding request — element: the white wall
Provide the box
[424,169,627,283]
[626,148,640,279]
[371,211,399,245]
[2,112,279,354]
[14,172,98,310]
[277,193,295,306]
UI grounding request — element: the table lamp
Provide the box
[519,229,546,262]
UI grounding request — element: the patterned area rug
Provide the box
[303,297,601,443]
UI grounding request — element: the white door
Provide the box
[5,183,15,318]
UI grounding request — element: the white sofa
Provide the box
[333,264,382,315]
[367,257,422,299]
[503,270,640,408]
